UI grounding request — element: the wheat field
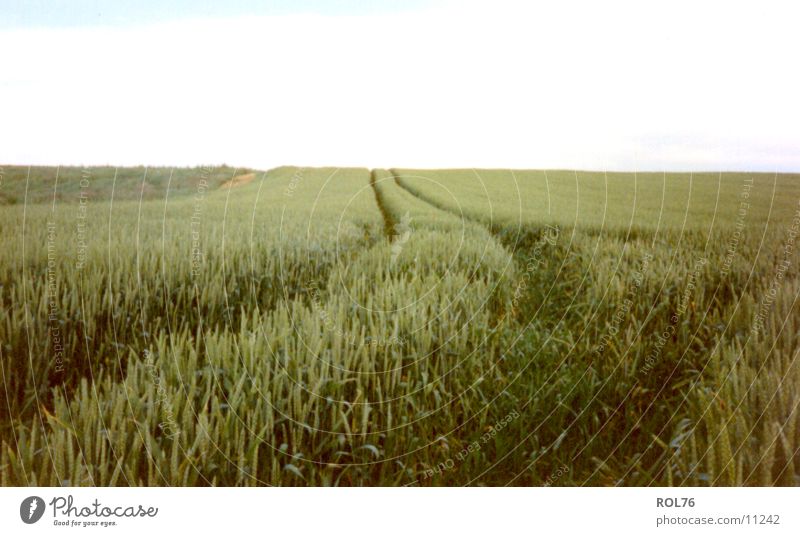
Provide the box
[1,165,799,486]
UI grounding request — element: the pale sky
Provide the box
[1,0,798,171]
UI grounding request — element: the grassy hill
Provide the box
[0,165,262,205]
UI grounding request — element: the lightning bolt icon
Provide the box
[28,498,37,519]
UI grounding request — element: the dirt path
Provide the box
[220,172,256,189]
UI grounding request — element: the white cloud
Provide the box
[1,0,798,171]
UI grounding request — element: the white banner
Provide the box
[1,487,797,535]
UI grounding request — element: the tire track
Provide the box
[370,169,396,239]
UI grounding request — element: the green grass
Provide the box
[1,165,798,485]
[0,165,259,205]
[392,169,799,233]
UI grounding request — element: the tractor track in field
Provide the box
[369,169,397,239]
[388,168,508,236]
[387,169,556,258]
[387,168,518,247]
[371,167,495,242]
[389,169,465,223]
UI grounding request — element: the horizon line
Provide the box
[1,163,799,175]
